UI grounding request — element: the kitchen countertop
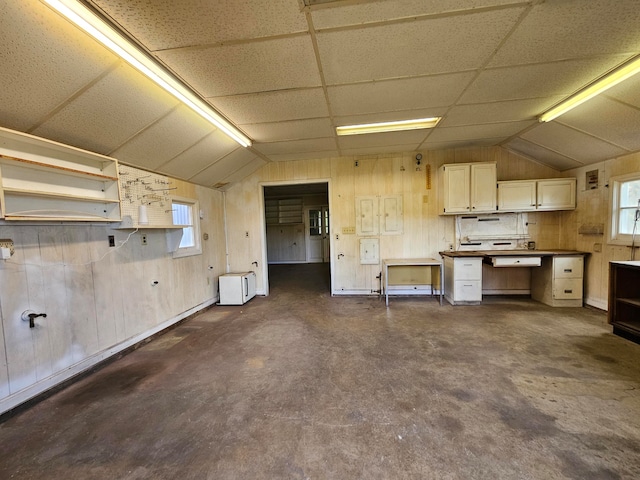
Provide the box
[439,249,587,258]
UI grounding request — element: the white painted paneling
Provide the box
[0,169,227,414]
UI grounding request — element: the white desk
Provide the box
[382,258,443,306]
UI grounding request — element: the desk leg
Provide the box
[439,264,443,306]
[385,266,389,307]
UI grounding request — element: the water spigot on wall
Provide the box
[21,310,47,328]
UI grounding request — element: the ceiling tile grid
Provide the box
[521,122,630,165]
[315,8,525,85]
[188,148,259,187]
[240,118,335,143]
[156,36,322,97]
[0,0,119,132]
[158,130,241,181]
[32,63,180,155]
[110,105,218,171]
[88,0,308,50]
[504,138,585,171]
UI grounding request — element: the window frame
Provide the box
[608,172,640,246]
[171,196,202,258]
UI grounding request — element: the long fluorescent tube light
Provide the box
[43,0,252,147]
[539,56,640,123]
[336,117,441,136]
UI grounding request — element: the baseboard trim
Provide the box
[0,297,217,419]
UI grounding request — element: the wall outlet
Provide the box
[141,235,148,245]
[108,235,115,247]
[342,226,356,234]
[0,239,15,257]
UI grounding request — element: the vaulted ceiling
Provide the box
[1,0,640,190]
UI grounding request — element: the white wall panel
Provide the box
[0,173,227,414]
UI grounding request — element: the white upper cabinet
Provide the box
[356,195,403,236]
[536,178,576,211]
[498,178,576,212]
[439,162,496,215]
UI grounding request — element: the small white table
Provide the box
[382,258,444,306]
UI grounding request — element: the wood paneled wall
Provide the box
[562,152,640,310]
[0,178,227,414]
[224,146,561,295]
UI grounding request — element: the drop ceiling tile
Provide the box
[210,89,329,124]
[111,106,217,170]
[188,148,257,186]
[604,74,640,108]
[426,120,535,143]
[558,96,640,152]
[267,151,339,162]
[460,56,632,104]
[504,138,584,171]
[489,0,640,67]
[32,64,179,155]
[157,36,320,97]
[337,130,427,150]
[90,0,307,50]
[240,118,334,143]
[158,130,241,180]
[441,98,566,127]
[521,122,628,164]
[316,8,523,84]
[327,72,475,116]
[422,139,505,151]
[0,0,118,132]
[311,0,525,29]
[255,138,337,155]
[217,158,268,187]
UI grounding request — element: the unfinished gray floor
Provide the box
[1,263,639,479]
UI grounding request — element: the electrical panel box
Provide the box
[359,238,379,265]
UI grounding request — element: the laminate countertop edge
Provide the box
[439,250,589,258]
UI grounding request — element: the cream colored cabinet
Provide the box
[443,256,482,305]
[531,255,584,307]
[439,162,496,215]
[497,178,576,212]
[355,195,403,235]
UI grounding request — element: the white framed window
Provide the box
[172,197,202,258]
[608,172,640,246]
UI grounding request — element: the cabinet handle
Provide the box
[564,289,573,294]
[464,284,473,287]
[564,269,572,272]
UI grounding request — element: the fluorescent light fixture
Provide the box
[336,117,441,136]
[43,0,252,147]
[539,55,640,123]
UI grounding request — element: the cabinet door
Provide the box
[537,179,576,211]
[441,164,470,214]
[497,181,536,211]
[471,163,496,213]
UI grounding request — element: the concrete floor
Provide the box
[1,263,639,479]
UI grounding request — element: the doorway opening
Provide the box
[263,182,330,293]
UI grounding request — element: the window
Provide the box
[609,173,640,245]
[172,197,201,257]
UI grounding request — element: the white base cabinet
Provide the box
[531,255,584,307]
[443,256,482,305]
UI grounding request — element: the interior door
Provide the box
[322,206,330,263]
[306,207,323,263]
